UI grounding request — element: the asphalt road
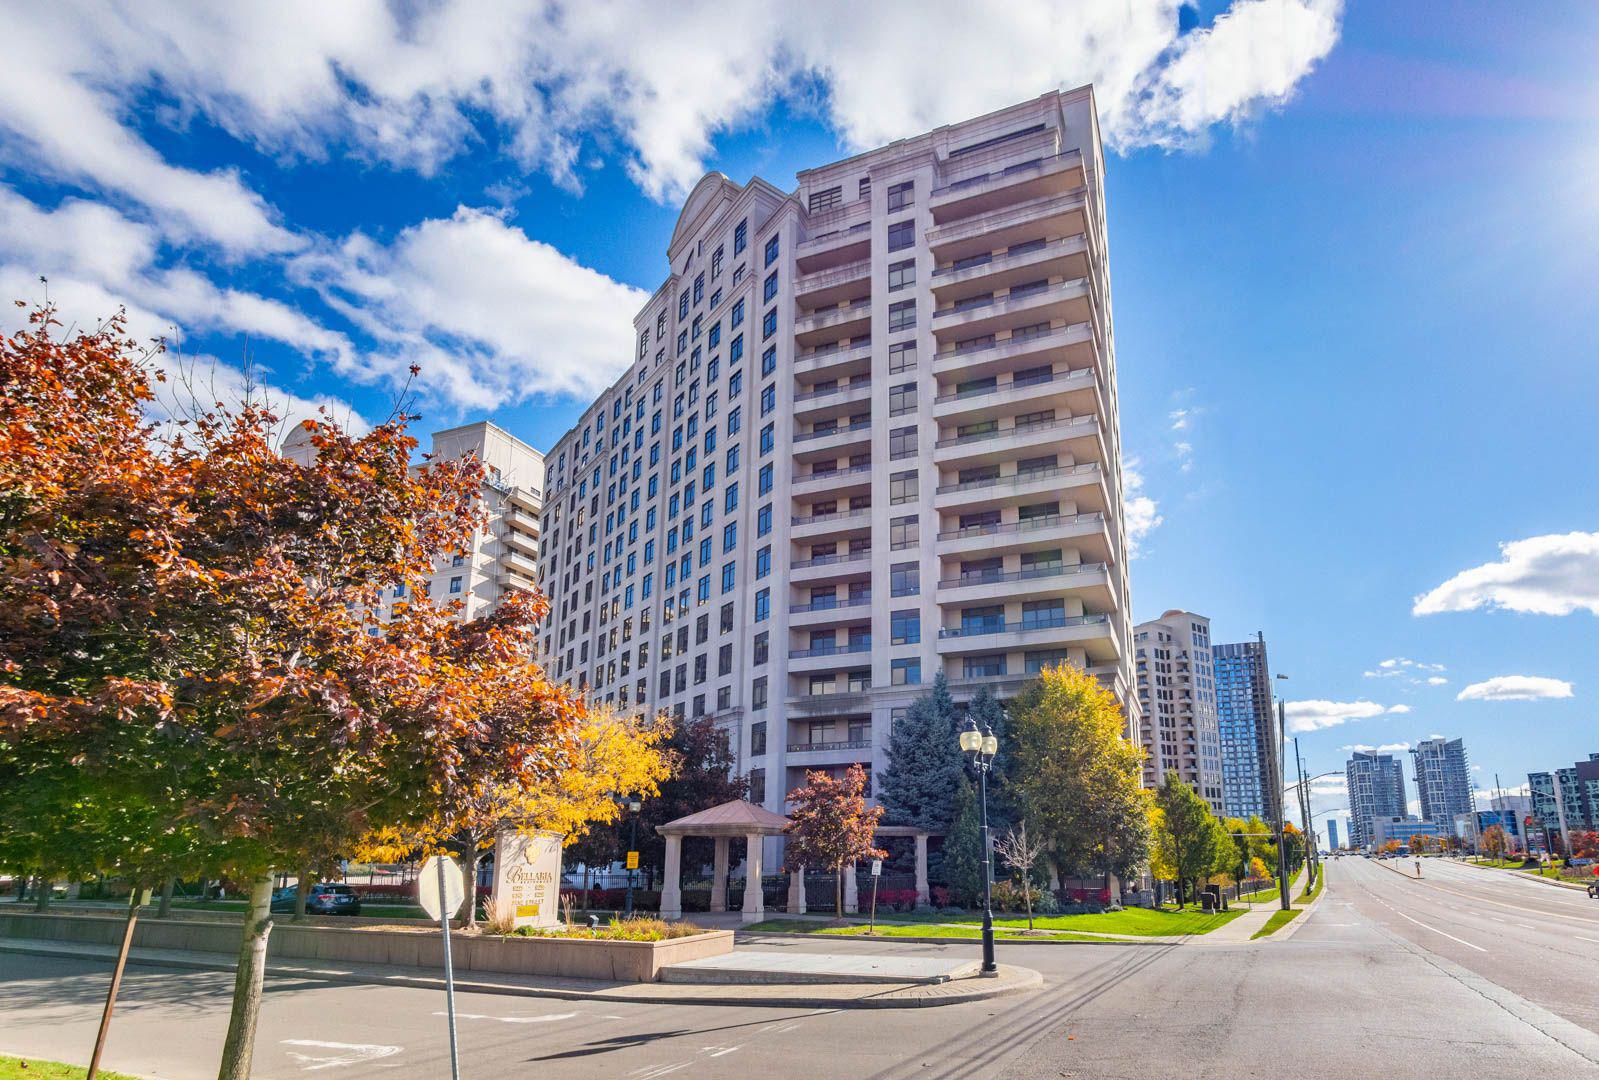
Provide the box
[4,861,1599,1079]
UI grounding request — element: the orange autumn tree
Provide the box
[0,303,587,1080]
[785,764,885,918]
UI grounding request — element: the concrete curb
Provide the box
[1277,870,1329,942]
[1455,861,1592,892]
[0,939,1042,1010]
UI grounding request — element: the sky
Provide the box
[1,1,1595,847]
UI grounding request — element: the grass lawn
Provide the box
[750,905,1243,940]
[1297,873,1321,905]
[745,919,1118,943]
[1238,885,1282,904]
[1251,909,1302,940]
[0,1055,143,1079]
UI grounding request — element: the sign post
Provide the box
[418,854,466,1080]
[869,859,882,934]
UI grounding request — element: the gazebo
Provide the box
[655,799,938,922]
[656,799,789,923]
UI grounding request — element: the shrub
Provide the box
[508,916,706,941]
[480,893,519,936]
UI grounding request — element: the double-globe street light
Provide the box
[958,717,1000,975]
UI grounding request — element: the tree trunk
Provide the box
[216,872,274,1080]
[583,865,592,913]
[34,876,52,911]
[157,877,175,919]
[86,887,141,1080]
[1023,887,1033,931]
[293,867,312,921]
[462,847,480,928]
[834,867,843,918]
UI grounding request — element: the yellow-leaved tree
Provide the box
[360,707,673,924]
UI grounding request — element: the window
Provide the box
[887,220,914,252]
[761,346,776,376]
[890,561,919,597]
[754,588,770,621]
[760,385,776,416]
[724,482,739,511]
[888,340,916,374]
[888,381,917,416]
[1025,648,1070,674]
[889,426,917,460]
[749,767,766,805]
[964,654,1007,679]
[449,576,463,594]
[721,562,736,593]
[723,521,737,552]
[734,219,747,254]
[753,631,769,666]
[859,176,872,200]
[693,272,704,305]
[758,463,773,495]
[808,185,843,213]
[762,308,777,339]
[891,609,920,646]
[888,299,916,332]
[892,657,922,686]
[887,180,914,212]
[889,514,919,550]
[888,259,915,291]
[889,469,918,505]
[731,298,745,328]
[712,245,724,279]
[760,424,774,453]
[764,234,780,267]
[756,545,771,578]
[763,271,778,303]
[679,292,689,320]
[757,504,772,536]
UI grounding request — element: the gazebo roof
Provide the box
[656,798,790,837]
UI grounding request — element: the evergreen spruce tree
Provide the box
[942,777,986,907]
[877,672,966,832]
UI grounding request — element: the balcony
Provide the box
[926,189,1089,262]
[786,739,873,754]
[500,549,539,579]
[794,338,873,380]
[930,150,1086,223]
[935,613,1118,659]
[793,378,872,420]
[787,639,873,674]
[498,570,537,594]
[789,550,872,585]
[501,526,539,559]
[933,364,1098,422]
[787,594,873,629]
[790,462,873,498]
[794,257,871,307]
[937,511,1110,560]
[931,234,1090,302]
[931,278,1092,341]
[795,298,872,346]
[790,507,872,542]
[796,221,871,271]
[785,691,873,717]
[932,321,1097,382]
[506,486,542,514]
[936,560,1113,607]
[933,414,1100,469]
[792,419,872,463]
[933,461,1105,513]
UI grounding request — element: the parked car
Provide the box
[270,883,363,916]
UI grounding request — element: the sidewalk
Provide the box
[1202,866,1311,944]
[0,936,1041,1010]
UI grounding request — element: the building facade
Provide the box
[1370,815,1449,851]
[1529,754,1599,842]
[283,420,544,620]
[533,89,1138,835]
[1212,635,1280,823]
[1410,737,1474,825]
[1134,610,1223,812]
[1326,817,1339,850]
[1347,751,1407,851]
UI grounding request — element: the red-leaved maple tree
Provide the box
[784,764,885,918]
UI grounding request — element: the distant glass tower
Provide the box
[1213,635,1280,823]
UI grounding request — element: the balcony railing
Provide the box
[790,595,872,614]
[789,640,873,659]
[791,551,871,570]
[938,613,1110,639]
[938,511,1105,542]
[791,508,870,527]
[934,366,1091,405]
[932,234,1083,278]
[935,413,1095,450]
[793,464,873,487]
[934,321,1093,365]
[799,220,871,249]
[794,419,872,444]
[932,150,1082,198]
[933,278,1085,322]
[796,257,871,293]
[794,378,872,404]
[798,337,872,363]
[936,461,1099,496]
[787,739,872,753]
[938,561,1107,590]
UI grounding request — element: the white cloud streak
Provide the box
[1414,532,1599,617]
[1456,676,1574,702]
[1284,699,1411,733]
[1123,458,1163,558]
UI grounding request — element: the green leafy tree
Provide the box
[1152,774,1225,905]
[1007,664,1149,886]
[877,672,965,832]
[941,776,986,907]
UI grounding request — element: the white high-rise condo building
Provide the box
[1346,751,1408,851]
[283,420,544,621]
[536,88,1138,828]
[1134,610,1223,812]
[1410,736,1474,825]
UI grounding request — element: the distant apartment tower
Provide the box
[1529,753,1599,840]
[1411,737,1474,824]
[1213,635,1280,823]
[283,420,544,619]
[1346,751,1407,850]
[534,89,1139,829]
[1326,817,1339,850]
[1134,610,1223,812]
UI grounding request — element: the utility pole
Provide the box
[1295,736,1317,885]
[1274,691,1292,911]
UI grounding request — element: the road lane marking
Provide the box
[435,1010,578,1024]
[1388,909,1487,952]
[1575,935,1599,945]
[281,1040,402,1071]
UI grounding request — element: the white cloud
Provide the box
[1426,676,1449,686]
[1363,657,1448,685]
[1340,742,1411,754]
[1413,532,1599,617]
[1123,458,1163,558]
[1284,699,1411,733]
[290,207,647,411]
[1455,675,1574,702]
[1168,408,1190,431]
[0,1,1344,210]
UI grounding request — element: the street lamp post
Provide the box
[1274,675,1292,912]
[624,797,642,917]
[959,717,1000,975]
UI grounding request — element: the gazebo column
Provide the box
[661,833,683,920]
[914,833,931,908]
[741,833,764,923]
[843,861,859,914]
[787,864,806,914]
[709,836,730,912]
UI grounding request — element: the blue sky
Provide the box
[2,1,1595,843]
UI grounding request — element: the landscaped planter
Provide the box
[0,911,733,983]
